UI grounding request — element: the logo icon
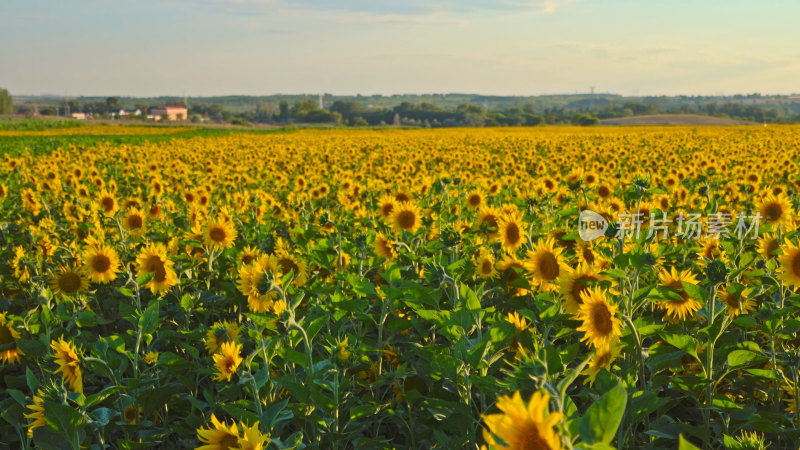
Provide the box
[579,209,608,241]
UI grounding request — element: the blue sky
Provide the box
[1,0,799,96]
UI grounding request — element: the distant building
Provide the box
[116,109,142,118]
[71,112,86,120]
[150,106,187,121]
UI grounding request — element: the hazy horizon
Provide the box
[3,0,799,97]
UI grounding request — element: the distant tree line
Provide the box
[9,90,800,126]
[0,88,14,115]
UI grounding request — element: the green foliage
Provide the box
[0,88,14,115]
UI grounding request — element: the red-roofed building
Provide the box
[150,106,187,121]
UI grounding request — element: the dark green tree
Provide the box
[0,88,14,115]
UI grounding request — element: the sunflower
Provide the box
[390,201,422,233]
[596,182,613,200]
[51,337,82,393]
[237,255,279,313]
[506,312,530,333]
[49,264,88,298]
[658,267,702,322]
[213,341,243,382]
[237,245,262,266]
[757,234,781,260]
[576,287,622,350]
[123,208,146,235]
[717,288,757,317]
[758,193,792,227]
[135,243,178,295]
[575,241,603,267]
[148,203,164,219]
[82,243,121,284]
[373,233,397,260]
[482,391,563,450]
[0,312,23,364]
[196,414,240,450]
[97,190,118,216]
[525,238,564,292]
[582,342,621,386]
[377,195,396,221]
[496,211,527,254]
[12,246,31,283]
[466,189,485,210]
[205,321,242,354]
[238,421,269,450]
[474,249,498,280]
[204,218,237,250]
[498,254,529,295]
[778,242,800,288]
[24,390,46,438]
[559,263,608,315]
[145,351,159,365]
[476,206,501,239]
[275,251,309,286]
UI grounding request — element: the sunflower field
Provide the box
[1,125,800,449]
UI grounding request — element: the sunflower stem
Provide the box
[622,314,645,391]
[557,356,591,409]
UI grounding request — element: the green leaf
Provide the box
[136,271,155,286]
[43,400,88,439]
[727,350,764,368]
[139,301,159,335]
[261,397,292,429]
[179,293,196,310]
[26,367,39,392]
[578,382,627,445]
[7,388,27,406]
[658,332,700,360]
[117,286,134,297]
[89,407,119,427]
[84,385,123,408]
[681,282,709,303]
[679,434,702,450]
[460,283,481,312]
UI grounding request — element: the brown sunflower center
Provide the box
[504,222,520,245]
[765,239,779,258]
[278,257,299,275]
[381,203,394,217]
[126,214,143,230]
[667,281,690,302]
[764,202,783,221]
[220,433,239,449]
[468,194,481,207]
[723,293,740,310]
[484,215,498,229]
[538,253,559,280]
[100,197,115,212]
[582,248,595,264]
[223,356,237,372]
[146,256,168,282]
[58,272,82,293]
[209,227,227,242]
[518,427,553,450]
[792,252,800,278]
[91,254,111,273]
[0,326,13,344]
[596,352,612,367]
[241,254,255,265]
[481,260,493,274]
[397,211,416,230]
[592,303,613,335]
